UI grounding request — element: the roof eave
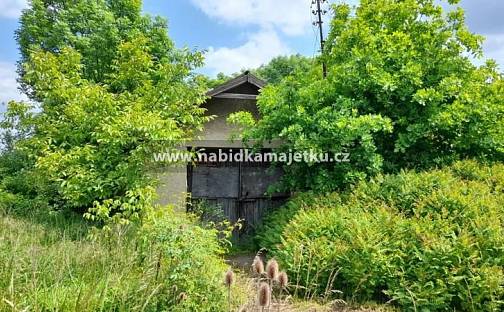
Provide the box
[206,71,267,97]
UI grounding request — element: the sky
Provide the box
[0,0,503,106]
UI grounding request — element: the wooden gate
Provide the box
[188,148,288,237]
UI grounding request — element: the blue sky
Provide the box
[1,0,503,105]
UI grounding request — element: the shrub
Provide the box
[264,160,504,311]
[255,192,342,253]
[137,210,239,311]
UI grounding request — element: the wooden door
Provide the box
[188,149,288,237]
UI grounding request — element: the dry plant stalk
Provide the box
[225,269,234,287]
[252,256,265,276]
[258,282,271,311]
[224,269,234,312]
[278,271,288,289]
[266,259,279,281]
[265,259,280,311]
[277,271,289,311]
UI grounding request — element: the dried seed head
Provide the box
[224,269,234,287]
[278,271,289,288]
[266,259,279,281]
[252,256,264,275]
[258,282,271,307]
[177,292,188,302]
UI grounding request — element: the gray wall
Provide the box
[191,97,259,147]
[155,97,258,208]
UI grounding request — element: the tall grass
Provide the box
[0,207,243,311]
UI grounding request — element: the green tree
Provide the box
[230,0,504,192]
[254,54,313,84]
[16,0,176,98]
[201,72,232,89]
[2,0,208,224]
[324,0,504,169]
[202,55,313,89]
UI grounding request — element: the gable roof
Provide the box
[207,71,267,100]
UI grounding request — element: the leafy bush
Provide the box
[0,208,242,311]
[229,76,393,192]
[255,192,342,253]
[137,210,240,311]
[263,160,504,311]
[0,150,54,215]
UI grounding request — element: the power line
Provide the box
[312,0,328,78]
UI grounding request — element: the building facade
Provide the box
[156,72,287,236]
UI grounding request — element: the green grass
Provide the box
[0,208,243,311]
[0,210,140,311]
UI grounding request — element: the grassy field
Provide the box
[0,208,241,311]
[0,207,399,312]
[0,209,143,311]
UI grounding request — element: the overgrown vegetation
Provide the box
[1,0,209,224]
[0,206,244,311]
[230,0,504,192]
[257,160,504,311]
[247,2,504,309]
[254,192,342,254]
[0,1,239,310]
[1,0,503,311]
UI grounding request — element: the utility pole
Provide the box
[312,0,327,78]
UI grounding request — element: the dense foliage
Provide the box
[0,207,240,311]
[230,0,504,192]
[16,0,182,96]
[1,1,503,311]
[254,54,313,84]
[1,0,208,223]
[204,54,313,88]
[324,0,504,169]
[254,192,342,254]
[258,160,504,311]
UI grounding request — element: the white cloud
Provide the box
[190,0,313,36]
[0,0,27,19]
[482,34,504,70]
[190,0,314,75]
[204,29,290,76]
[0,62,27,108]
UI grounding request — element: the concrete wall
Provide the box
[155,97,258,208]
[191,97,259,147]
[153,165,188,211]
